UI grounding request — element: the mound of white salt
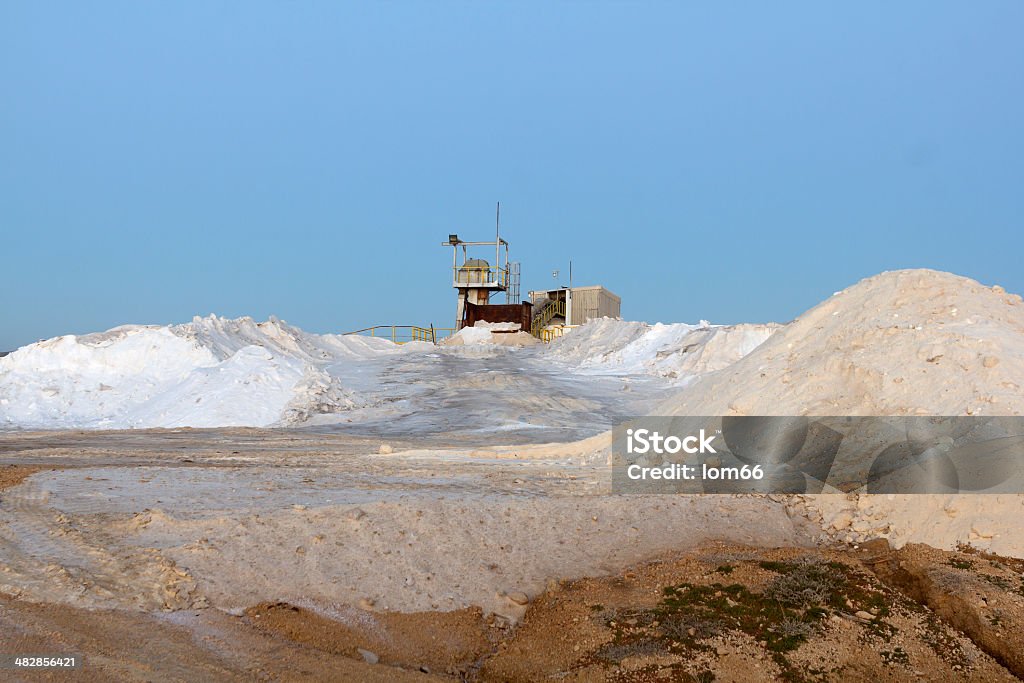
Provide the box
[660,269,1024,416]
[442,321,540,347]
[648,269,1024,557]
[0,316,400,430]
[543,318,778,380]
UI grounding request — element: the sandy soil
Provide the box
[0,465,44,492]
[480,542,1022,682]
[3,541,1020,681]
[1,431,1022,678]
[0,594,441,682]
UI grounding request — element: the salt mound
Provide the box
[660,269,1024,416]
[0,316,403,430]
[544,318,778,380]
[647,269,1024,557]
[173,315,399,362]
[442,321,540,347]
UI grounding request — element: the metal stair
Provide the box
[530,299,566,338]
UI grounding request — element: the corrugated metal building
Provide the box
[529,285,621,326]
[567,285,621,325]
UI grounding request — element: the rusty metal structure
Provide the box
[463,301,533,331]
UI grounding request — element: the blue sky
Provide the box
[2,2,1022,350]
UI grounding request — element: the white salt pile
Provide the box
[650,269,1024,556]
[543,318,778,379]
[441,320,540,347]
[0,316,398,430]
[1,313,767,430]
[660,269,1024,416]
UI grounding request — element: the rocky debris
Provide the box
[506,591,530,606]
[343,507,366,521]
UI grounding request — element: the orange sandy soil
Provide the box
[4,541,1022,682]
[0,465,46,492]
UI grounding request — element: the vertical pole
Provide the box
[495,201,500,284]
[568,259,573,326]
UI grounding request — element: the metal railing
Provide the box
[540,325,578,343]
[530,299,567,337]
[453,265,509,288]
[343,325,457,344]
[344,323,572,344]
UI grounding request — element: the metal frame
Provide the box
[442,207,513,328]
[442,239,511,290]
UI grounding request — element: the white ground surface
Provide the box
[0,432,814,619]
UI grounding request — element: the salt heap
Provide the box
[0,316,399,430]
[652,269,1024,557]
[544,318,778,380]
[441,320,540,347]
[660,269,1024,416]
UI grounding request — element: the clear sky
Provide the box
[2,2,1022,350]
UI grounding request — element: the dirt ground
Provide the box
[479,542,1023,682]
[1,430,1022,681]
[0,594,440,682]
[2,542,1022,681]
[0,465,44,492]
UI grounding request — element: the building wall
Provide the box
[569,286,621,325]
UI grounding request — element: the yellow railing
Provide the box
[432,328,457,342]
[530,299,567,337]
[452,265,509,288]
[345,323,571,344]
[343,325,456,344]
[540,325,578,343]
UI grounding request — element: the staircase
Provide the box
[530,299,566,338]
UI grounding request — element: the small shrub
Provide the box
[659,612,725,641]
[764,558,839,608]
[770,618,815,640]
